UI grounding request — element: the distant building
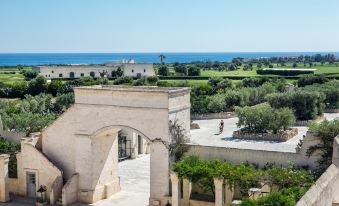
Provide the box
[32,62,154,79]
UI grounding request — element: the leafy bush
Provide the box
[174,156,314,201]
[298,75,329,87]
[54,93,75,112]
[187,66,201,76]
[266,91,325,120]
[301,81,339,109]
[158,65,169,76]
[114,76,133,85]
[0,138,20,178]
[20,70,38,80]
[47,80,63,96]
[27,76,48,95]
[235,103,295,133]
[307,120,339,174]
[238,192,295,206]
[174,64,188,75]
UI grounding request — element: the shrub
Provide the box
[235,103,295,133]
[54,93,75,112]
[27,76,48,95]
[174,64,187,75]
[307,120,339,174]
[147,76,159,85]
[48,80,63,96]
[207,94,226,113]
[266,91,325,120]
[158,65,169,76]
[298,75,329,87]
[20,70,38,80]
[0,138,20,178]
[301,81,339,109]
[187,66,201,76]
[114,76,133,85]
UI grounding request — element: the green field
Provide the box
[0,67,26,84]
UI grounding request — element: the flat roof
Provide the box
[74,85,191,94]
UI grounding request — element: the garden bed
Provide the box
[232,128,298,142]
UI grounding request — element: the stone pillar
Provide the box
[182,178,191,206]
[0,154,10,203]
[149,141,170,206]
[170,173,180,206]
[214,177,224,206]
[333,136,339,167]
[224,181,233,206]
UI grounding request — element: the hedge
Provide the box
[257,69,315,76]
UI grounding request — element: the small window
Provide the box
[59,74,63,78]
[49,74,50,77]
[81,73,84,77]
[45,75,48,77]
[132,69,134,73]
[144,69,146,73]
[70,72,75,78]
[51,70,54,73]
[90,72,95,77]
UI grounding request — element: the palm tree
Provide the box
[159,54,166,64]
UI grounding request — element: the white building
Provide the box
[33,62,154,79]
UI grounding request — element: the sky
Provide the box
[0,0,339,53]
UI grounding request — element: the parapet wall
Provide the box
[187,131,322,170]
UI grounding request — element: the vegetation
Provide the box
[0,94,58,136]
[0,138,20,178]
[266,91,325,120]
[307,120,339,174]
[173,156,314,203]
[257,69,314,76]
[301,81,339,109]
[169,119,189,161]
[297,75,329,87]
[235,103,295,134]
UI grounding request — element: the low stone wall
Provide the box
[294,115,324,127]
[325,108,339,113]
[232,128,298,142]
[191,112,235,120]
[187,131,322,170]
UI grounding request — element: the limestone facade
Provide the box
[33,63,154,79]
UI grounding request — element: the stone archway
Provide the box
[41,86,191,206]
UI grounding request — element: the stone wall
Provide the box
[297,136,339,206]
[191,112,235,120]
[62,173,79,206]
[296,164,339,206]
[9,134,63,203]
[187,131,322,170]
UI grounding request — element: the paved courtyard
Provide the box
[75,154,150,206]
[190,113,339,153]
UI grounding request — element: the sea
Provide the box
[0,52,338,66]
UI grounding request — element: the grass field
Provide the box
[0,67,26,84]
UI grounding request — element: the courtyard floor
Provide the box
[75,154,150,206]
[190,113,339,153]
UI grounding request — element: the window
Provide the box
[132,69,134,73]
[59,74,63,78]
[51,70,54,73]
[70,72,75,78]
[144,69,146,73]
[81,73,84,77]
[90,72,95,77]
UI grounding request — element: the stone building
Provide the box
[0,85,191,206]
[33,62,154,79]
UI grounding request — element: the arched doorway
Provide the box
[41,86,191,205]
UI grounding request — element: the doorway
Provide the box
[26,172,36,198]
[138,135,143,155]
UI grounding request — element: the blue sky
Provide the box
[1,0,339,53]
